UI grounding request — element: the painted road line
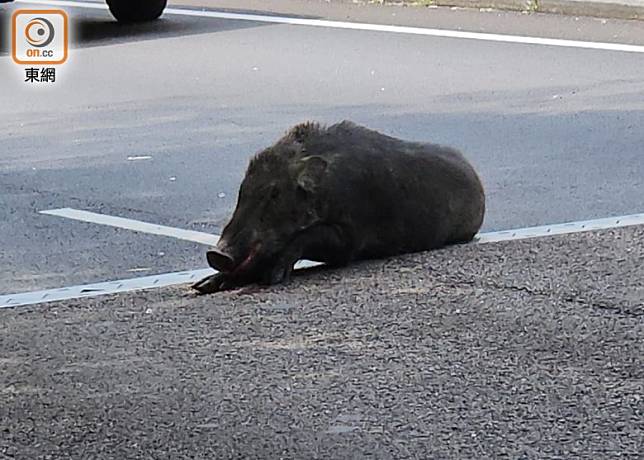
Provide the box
[0,269,212,309]
[42,208,644,248]
[0,260,321,309]
[127,156,152,161]
[1,211,643,309]
[475,213,644,243]
[16,0,644,54]
[40,208,219,246]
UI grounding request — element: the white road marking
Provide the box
[127,156,152,161]
[474,213,644,243]
[15,0,644,54]
[0,269,212,309]
[43,207,644,247]
[1,210,643,308]
[40,208,219,245]
[0,261,320,309]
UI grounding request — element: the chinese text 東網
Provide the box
[25,67,57,83]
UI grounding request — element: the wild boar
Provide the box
[193,120,485,294]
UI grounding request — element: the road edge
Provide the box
[378,0,644,21]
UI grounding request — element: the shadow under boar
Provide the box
[193,120,485,294]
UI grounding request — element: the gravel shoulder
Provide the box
[1,226,642,458]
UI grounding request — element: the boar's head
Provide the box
[208,146,329,278]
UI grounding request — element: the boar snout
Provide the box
[206,248,236,273]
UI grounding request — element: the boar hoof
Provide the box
[192,273,235,294]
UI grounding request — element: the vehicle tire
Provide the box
[106,0,167,23]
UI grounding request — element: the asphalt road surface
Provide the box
[1,1,644,458]
[1,0,643,294]
[1,226,642,458]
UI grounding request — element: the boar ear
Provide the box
[296,156,328,193]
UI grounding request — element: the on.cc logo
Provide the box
[24,17,55,48]
[12,9,68,65]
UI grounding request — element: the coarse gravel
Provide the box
[1,226,642,459]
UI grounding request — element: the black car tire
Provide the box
[106,0,168,23]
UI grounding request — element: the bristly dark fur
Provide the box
[284,121,323,144]
[247,121,324,173]
[193,119,486,294]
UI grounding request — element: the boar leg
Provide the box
[264,245,302,285]
[192,272,239,294]
[262,224,351,286]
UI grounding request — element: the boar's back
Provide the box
[294,121,485,258]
